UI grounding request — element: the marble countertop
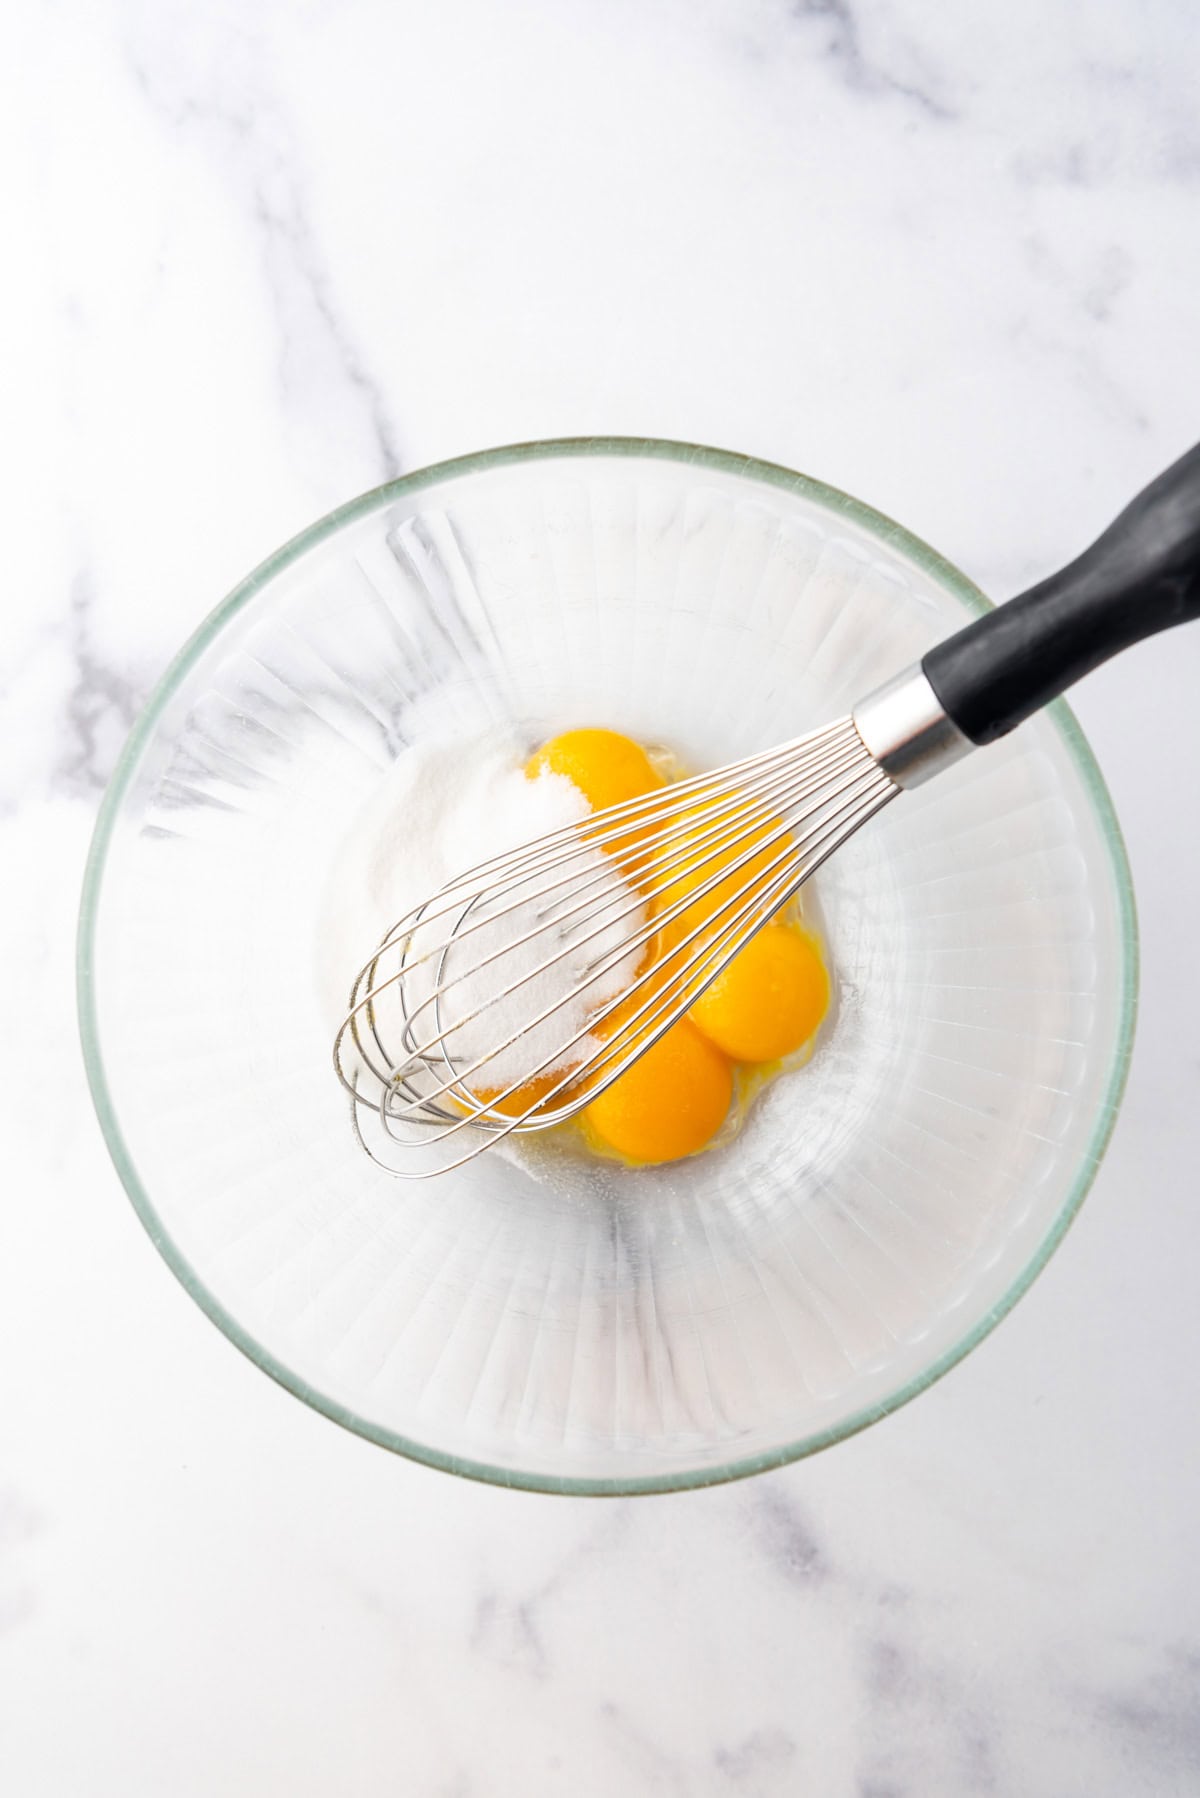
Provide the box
[5,1,1200,1791]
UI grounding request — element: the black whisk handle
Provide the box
[922,441,1200,745]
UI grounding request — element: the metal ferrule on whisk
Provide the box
[851,664,974,790]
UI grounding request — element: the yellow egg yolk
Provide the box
[510,727,831,1167]
[463,730,662,1127]
[526,727,663,814]
[466,1069,573,1120]
[689,924,829,1063]
[582,1017,733,1166]
[527,726,664,889]
[652,798,785,934]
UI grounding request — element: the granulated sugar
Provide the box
[318,731,647,1099]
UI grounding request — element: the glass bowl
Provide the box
[78,439,1136,1494]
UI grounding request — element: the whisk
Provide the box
[335,443,1200,1176]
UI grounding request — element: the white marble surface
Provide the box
[4,0,1200,1790]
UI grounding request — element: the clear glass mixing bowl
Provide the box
[78,440,1136,1493]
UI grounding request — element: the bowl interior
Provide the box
[81,442,1134,1491]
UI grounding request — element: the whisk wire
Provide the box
[335,723,869,1110]
[335,718,870,1095]
[352,768,897,1177]
[334,719,897,1173]
[351,719,853,964]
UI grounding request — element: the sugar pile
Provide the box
[318,732,648,1103]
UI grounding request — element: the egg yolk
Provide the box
[582,1017,733,1165]
[512,728,831,1167]
[651,796,786,956]
[461,730,660,1126]
[466,1069,572,1120]
[689,924,829,1063]
[527,726,664,888]
[526,727,663,814]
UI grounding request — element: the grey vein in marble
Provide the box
[598,1698,691,1796]
[470,1591,549,1680]
[747,1484,830,1588]
[1021,234,1136,327]
[1087,1641,1200,1777]
[248,181,404,483]
[713,1726,797,1783]
[0,1485,44,1638]
[789,0,956,120]
[56,573,147,795]
[854,1630,1001,1795]
[123,23,402,488]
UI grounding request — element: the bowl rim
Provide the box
[77,435,1139,1496]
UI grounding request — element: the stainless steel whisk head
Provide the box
[332,687,949,1178]
[333,441,1200,1178]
